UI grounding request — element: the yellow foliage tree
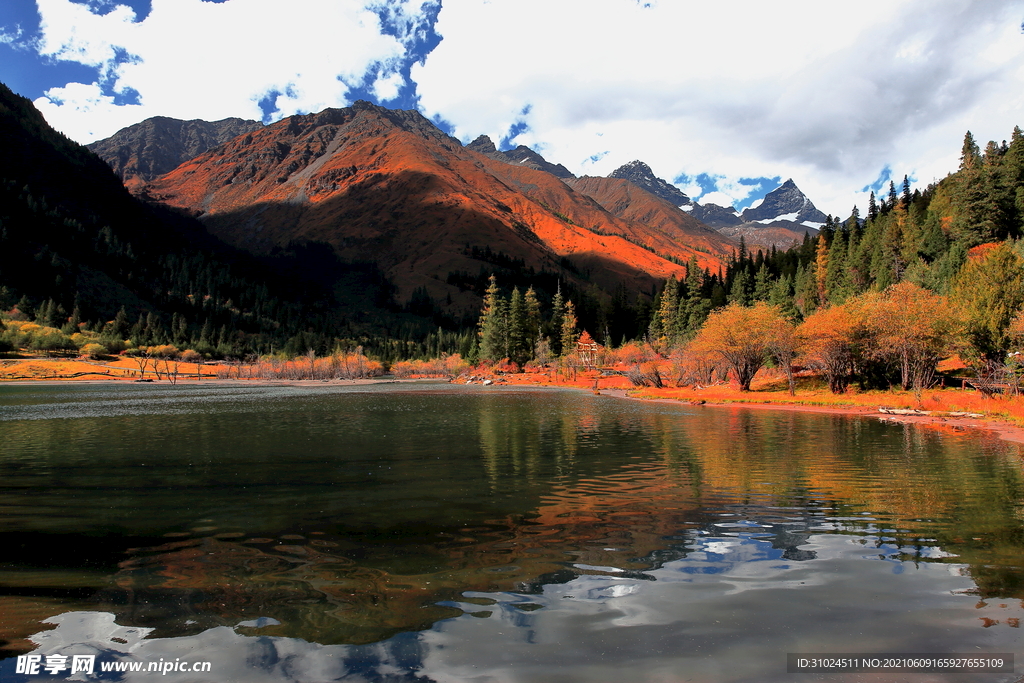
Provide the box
[691,302,795,391]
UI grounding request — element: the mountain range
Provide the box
[608,161,826,251]
[100,101,742,312]
[3,78,833,350]
[85,107,828,273]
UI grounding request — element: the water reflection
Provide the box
[1,383,1023,681]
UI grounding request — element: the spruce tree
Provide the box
[478,275,505,361]
[560,300,579,356]
[824,229,849,304]
[524,286,541,356]
[752,264,772,302]
[549,285,565,356]
[960,131,981,171]
[655,277,679,348]
[814,235,829,304]
[506,287,529,367]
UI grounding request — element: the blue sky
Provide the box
[2,0,1023,216]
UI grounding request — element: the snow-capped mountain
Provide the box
[606,162,826,250]
[739,178,827,227]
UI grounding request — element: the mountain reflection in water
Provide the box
[1,383,1023,681]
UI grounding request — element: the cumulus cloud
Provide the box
[413,0,1024,215]
[30,0,438,142]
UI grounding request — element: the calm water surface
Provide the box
[1,382,1023,682]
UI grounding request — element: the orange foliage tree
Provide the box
[866,282,956,391]
[797,302,867,394]
[671,335,720,387]
[691,302,795,391]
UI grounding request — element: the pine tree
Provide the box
[814,234,829,304]
[770,274,798,321]
[752,264,772,302]
[655,277,679,348]
[478,275,506,361]
[111,306,129,338]
[824,229,849,304]
[560,300,579,356]
[524,286,541,354]
[549,285,565,356]
[868,192,878,222]
[727,269,751,306]
[960,131,981,171]
[506,287,529,367]
[793,263,817,317]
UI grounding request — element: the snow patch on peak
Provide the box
[757,211,799,224]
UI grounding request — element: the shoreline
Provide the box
[5,370,1024,447]
[596,387,1024,446]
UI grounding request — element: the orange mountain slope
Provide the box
[143,102,734,303]
[565,176,735,262]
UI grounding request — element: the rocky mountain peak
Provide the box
[609,160,691,207]
[465,136,574,179]
[740,178,826,226]
[466,135,498,155]
[87,115,263,187]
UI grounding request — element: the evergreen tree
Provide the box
[768,274,798,320]
[727,269,751,306]
[478,275,505,361]
[110,306,129,339]
[824,229,849,304]
[549,285,565,356]
[960,131,981,171]
[949,243,1024,365]
[524,286,542,354]
[506,287,529,367]
[560,300,579,356]
[814,234,829,304]
[655,277,679,348]
[752,265,772,302]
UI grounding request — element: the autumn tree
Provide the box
[949,243,1024,367]
[867,282,956,392]
[691,302,794,391]
[797,302,867,393]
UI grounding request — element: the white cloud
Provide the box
[371,70,404,101]
[31,0,436,142]
[698,192,740,208]
[21,0,1024,215]
[0,26,24,45]
[34,81,146,141]
[413,0,1024,216]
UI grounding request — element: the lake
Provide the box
[1,382,1022,682]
